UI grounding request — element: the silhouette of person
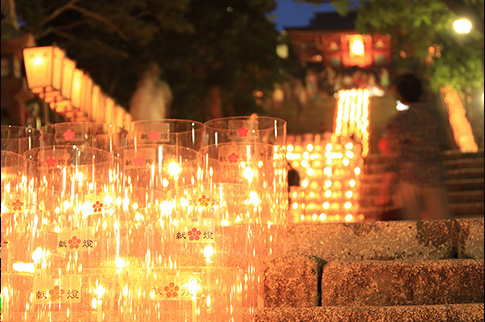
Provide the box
[375,73,450,220]
[129,62,172,121]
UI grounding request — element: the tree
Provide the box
[15,0,296,121]
[327,0,484,93]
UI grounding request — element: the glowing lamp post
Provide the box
[453,18,472,34]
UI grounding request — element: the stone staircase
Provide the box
[256,218,484,321]
[359,149,484,220]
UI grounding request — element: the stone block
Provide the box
[263,255,324,307]
[286,220,455,261]
[456,218,484,259]
[320,259,484,306]
[254,304,484,322]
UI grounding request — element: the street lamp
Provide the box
[453,18,472,34]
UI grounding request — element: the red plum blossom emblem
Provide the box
[188,228,201,241]
[46,157,57,168]
[49,285,65,301]
[164,282,179,298]
[198,195,211,207]
[11,199,24,211]
[228,152,239,163]
[63,129,75,141]
[148,129,160,141]
[68,236,81,249]
[238,127,249,137]
[92,201,103,213]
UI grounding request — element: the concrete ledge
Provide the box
[320,259,484,306]
[456,218,484,259]
[286,220,455,261]
[263,255,324,307]
[254,304,484,322]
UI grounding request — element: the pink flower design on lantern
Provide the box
[148,129,160,142]
[49,285,65,301]
[198,195,211,207]
[228,152,239,163]
[133,156,145,167]
[46,157,57,168]
[92,201,103,213]
[68,236,81,249]
[63,129,75,141]
[164,282,179,298]
[238,127,249,137]
[11,199,24,211]
[188,228,201,241]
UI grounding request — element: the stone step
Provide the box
[358,204,484,221]
[448,190,484,203]
[450,202,484,217]
[442,150,485,160]
[285,219,484,261]
[363,154,484,173]
[358,185,483,210]
[363,150,484,164]
[445,178,484,191]
[359,178,483,195]
[263,255,322,308]
[263,256,483,308]
[360,167,484,185]
[320,259,484,306]
[255,304,484,322]
[445,168,485,180]
[442,157,484,170]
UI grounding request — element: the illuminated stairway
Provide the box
[359,149,484,220]
[255,218,484,321]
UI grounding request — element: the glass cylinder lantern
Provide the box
[202,116,287,320]
[124,119,205,151]
[1,125,41,154]
[1,151,27,322]
[11,146,122,322]
[116,141,203,321]
[40,122,127,154]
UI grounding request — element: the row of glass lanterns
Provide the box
[1,117,287,322]
[23,45,131,126]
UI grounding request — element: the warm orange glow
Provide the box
[287,88,369,223]
[80,74,93,116]
[104,97,115,124]
[90,85,101,121]
[350,37,364,56]
[334,89,370,157]
[71,68,84,109]
[287,132,363,223]
[23,46,65,94]
[342,34,372,67]
[61,57,76,100]
[441,86,478,152]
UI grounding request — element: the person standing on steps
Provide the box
[129,62,172,121]
[374,73,451,220]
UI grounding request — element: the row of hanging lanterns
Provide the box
[22,45,131,126]
[1,117,287,321]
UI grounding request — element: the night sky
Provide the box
[270,0,336,31]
